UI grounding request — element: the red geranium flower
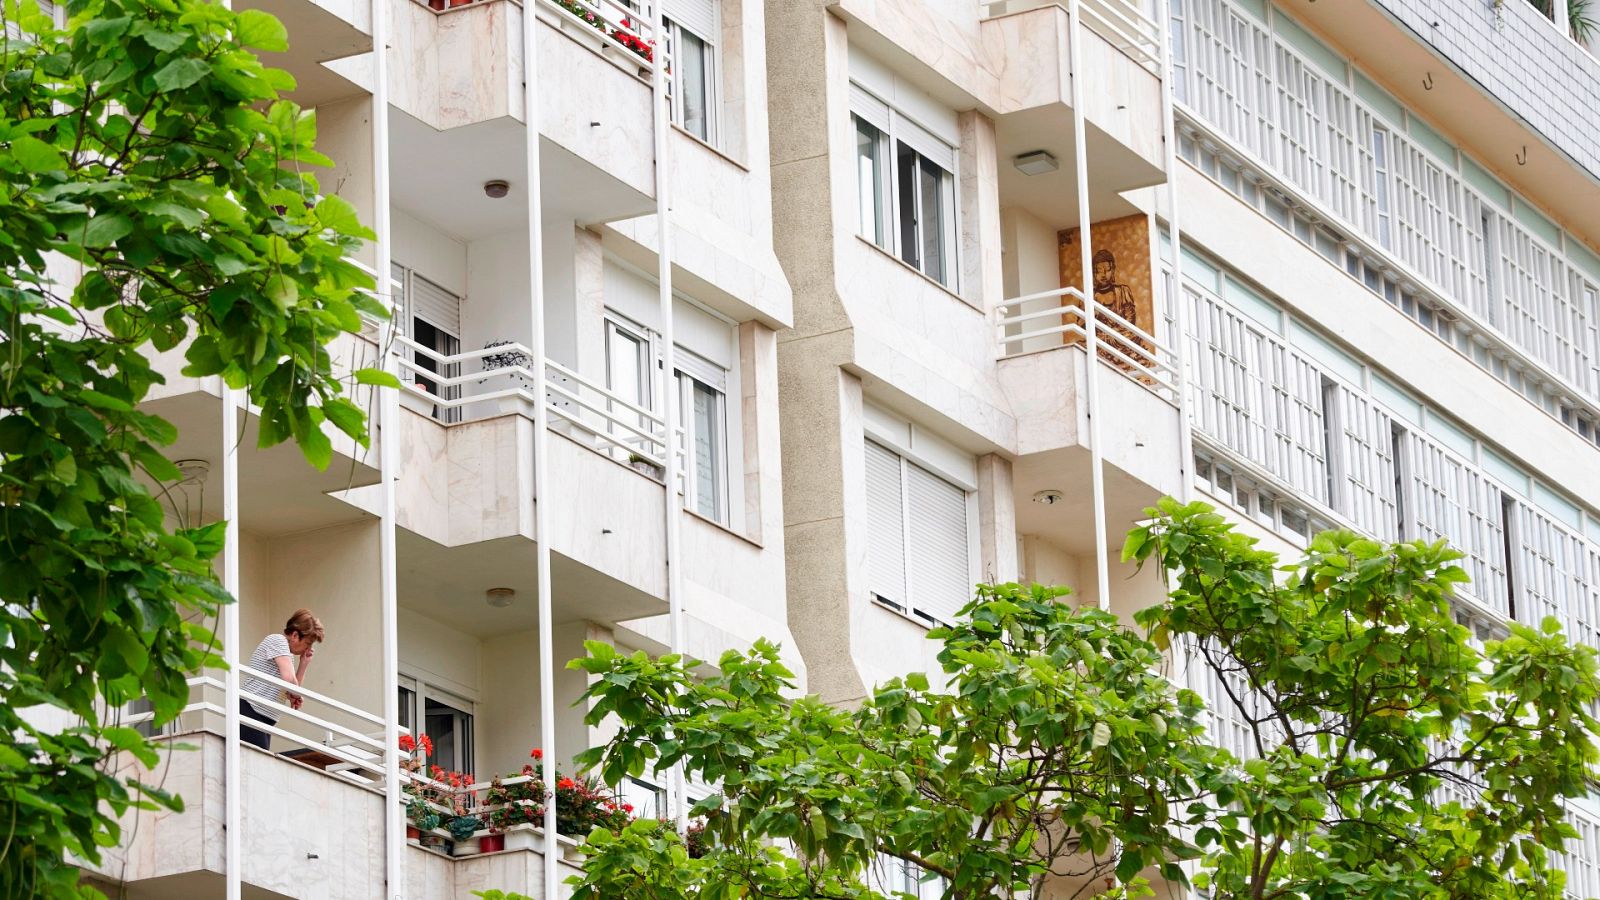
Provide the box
[530,748,544,760]
[399,734,415,752]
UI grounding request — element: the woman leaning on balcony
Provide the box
[238,609,325,750]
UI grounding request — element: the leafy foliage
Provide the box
[0,0,382,893]
[1127,498,1600,898]
[560,501,1600,899]
[568,585,1213,898]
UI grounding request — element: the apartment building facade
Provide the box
[68,0,1600,895]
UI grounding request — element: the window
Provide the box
[870,854,945,899]
[850,84,959,288]
[855,117,889,246]
[393,263,463,423]
[864,439,973,626]
[619,777,669,821]
[399,679,475,775]
[604,312,657,459]
[676,350,728,523]
[664,0,718,143]
[1370,125,1392,248]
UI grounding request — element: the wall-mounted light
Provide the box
[174,459,211,486]
[483,180,511,199]
[1013,150,1059,176]
[485,587,515,608]
[1033,489,1064,506]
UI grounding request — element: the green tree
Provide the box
[0,0,385,894]
[564,500,1600,899]
[1126,498,1600,898]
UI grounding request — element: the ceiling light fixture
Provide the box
[1032,489,1064,506]
[1013,150,1059,176]
[485,587,515,608]
[174,459,211,486]
[483,180,511,199]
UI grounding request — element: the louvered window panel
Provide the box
[864,440,907,608]
[905,461,970,625]
[1174,0,1598,408]
[1511,502,1586,636]
[1401,431,1507,616]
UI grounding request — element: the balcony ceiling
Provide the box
[395,532,667,636]
[995,109,1162,232]
[389,110,655,243]
[1011,446,1164,556]
[138,390,379,537]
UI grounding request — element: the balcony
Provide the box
[991,286,1185,568]
[85,730,586,899]
[239,0,372,108]
[137,328,384,536]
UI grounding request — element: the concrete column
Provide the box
[976,453,1019,583]
[573,226,607,383]
[958,110,1003,313]
[779,342,867,704]
[738,321,786,544]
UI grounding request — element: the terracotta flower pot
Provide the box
[406,825,421,841]
[478,833,505,853]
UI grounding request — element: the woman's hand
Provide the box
[289,692,304,710]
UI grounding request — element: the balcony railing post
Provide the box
[1068,0,1113,612]
[222,388,242,900]
[520,1,564,895]
[1159,0,1195,504]
[370,0,404,889]
[647,0,690,837]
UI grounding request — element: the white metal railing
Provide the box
[978,0,1162,71]
[393,336,670,466]
[992,285,1182,403]
[122,673,390,784]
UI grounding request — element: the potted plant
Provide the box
[627,452,664,479]
[398,733,439,842]
[447,814,484,856]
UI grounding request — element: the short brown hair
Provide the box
[284,609,324,643]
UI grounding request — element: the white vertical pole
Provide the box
[1160,0,1194,505]
[1068,0,1112,611]
[519,5,561,897]
[370,0,403,892]
[647,0,689,835]
[1552,0,1572,38]
[221,388,241,900]
[220,10,241,900]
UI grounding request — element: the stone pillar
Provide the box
[976,453,1019,583]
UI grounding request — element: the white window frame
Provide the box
[667,16,719,145]
[392,262,464,423]
[675,349,730,525]
[398,673,476,776]
[603,310,660,461]
[849,83,960,289]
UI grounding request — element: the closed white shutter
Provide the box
[894,114,956,173]
[864,440,907,607]
[410,274,462,338]
[905,462,970,624]
[664,0,716,41]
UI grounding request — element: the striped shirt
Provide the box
[242,634,292,722]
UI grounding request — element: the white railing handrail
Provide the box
[244,670,387,728]
[991,286,1180,397]
[546,358,664,427]
[976,0,1161,69]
